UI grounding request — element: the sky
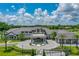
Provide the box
[0,3,59,15]
[0,3,79,25]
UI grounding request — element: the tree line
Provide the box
[0,22,79,31]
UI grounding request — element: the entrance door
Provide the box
[33,38,43,44]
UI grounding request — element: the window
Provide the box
[29,31,32,33]
[21,31,24,33]
[25,31,28,33]
[66,39,71,44]
[37,29,40,32]
[32,30,36,33]
[9,35,14,39]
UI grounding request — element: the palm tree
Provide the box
[75,34,79,49]
[17,32,25,41]
[60,34,65,49]
[43,49,45,56]
[51,32,57,40]
[70,39,72,52]
[3,30,8,51]
[60,34,66,55]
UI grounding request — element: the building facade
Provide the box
[55,30,77,44]
[5,27,78,45]
[5,27,53,45]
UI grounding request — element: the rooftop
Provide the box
[6,27,53,35]
[31,34,46,38]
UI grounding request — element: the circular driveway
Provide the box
[16,40,59,50]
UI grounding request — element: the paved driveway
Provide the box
[16,40,59,50]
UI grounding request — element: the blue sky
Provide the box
[0,3,79,25]
[0,3,59,15]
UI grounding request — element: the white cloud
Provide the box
[50,3,79,25]
[24,13,34,19]
[17,8,25,14]
[42,9,48,16]
[1,3,79,25]
[34,8,43,16]
[0,13,5,22]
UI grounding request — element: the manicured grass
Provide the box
[67,28,79,34]
[53,46,79,56]
[0,46,36,56]
[67,28,79,32]
[0,39,23,43]
[0,40,5,43]
[73,31,79,35]
[8,40,21,43]
[0,40,18,43]
[62,46,79,56]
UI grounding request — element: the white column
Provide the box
[71,39,72,44]
[64,40,66,44]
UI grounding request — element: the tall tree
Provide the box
[17,32,25,41]
[51,32,57,40]
[3,30,8,51]
[0,22,11,31]
[60,34,65,50]
[75,34,79,49]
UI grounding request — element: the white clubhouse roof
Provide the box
[6,27,53,35]
[31,34,46,38]
[56,30,75,39]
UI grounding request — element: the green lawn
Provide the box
[0,39,25,43]
[63,46,79,56]
[0,46,36,56]
[0,40,5,43]
[8,40,21,43]
[67,28,79,32]
[0,40,18,43]
[73,31,79,35]
[0,47,24,56]
[53,46,79,56]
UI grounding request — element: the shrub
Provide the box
[71,47,78,55]
[31,49,36,56]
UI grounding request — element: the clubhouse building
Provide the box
[5,27,53,45]
[5,27,78,45]
[55,30,77,44]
